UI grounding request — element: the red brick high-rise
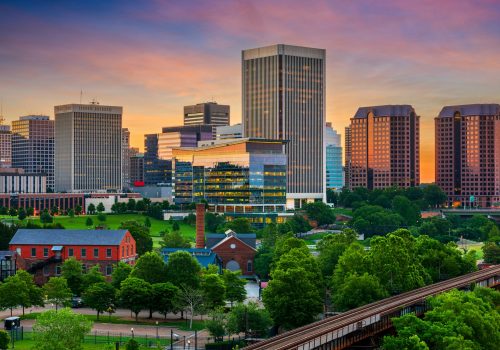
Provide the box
[347,105,420,190]
[435,104,500,208]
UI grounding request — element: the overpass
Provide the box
[440,208,500,221]
[244,266,500,350]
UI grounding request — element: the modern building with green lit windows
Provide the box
[172,138,289,227]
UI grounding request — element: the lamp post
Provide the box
[155,321,159,339]
[130,327,134,339]
[187,340,191,350]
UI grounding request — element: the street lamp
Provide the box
[187,340,191,350]
[131,327,134,338]
[155,321,159,339]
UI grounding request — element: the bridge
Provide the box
[440,208,500,221]
[244,266,500,350]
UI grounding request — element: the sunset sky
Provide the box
[1,0,500,183]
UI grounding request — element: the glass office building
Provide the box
[325,123,344,190]
[172,139,287,227]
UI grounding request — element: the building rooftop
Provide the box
[172,138,286,153]
[353,105,415,118]
[437,104,500,118]
[9,229,129,246]
[206,232,257,249]
[161,248,222,268]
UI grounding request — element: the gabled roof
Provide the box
[210,234,257,252]
[206,233,256,249]
[161,248,222,268]
[9,229,129,246]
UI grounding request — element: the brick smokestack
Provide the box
[195,203,205,248]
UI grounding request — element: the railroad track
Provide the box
[244,266,500,350]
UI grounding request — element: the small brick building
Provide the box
[9,229,136,285]
[206,231,257,276]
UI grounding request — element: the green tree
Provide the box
[351,205,405,237]
[0,330,10,350]
[97,213,106,223]
[202,274,226,310]
[482,241,500,264]
[423,184,447,208]
[332,273,388,311]
[178,285,204,329]
[205,212,225,232]
[205,307,226,342]
[222,269,246,307]
[61,258,84,295]
[127,199,136,211]
[224,217,253,233]
[130,251,167,284]
[287,214,312,234]
[119,221,153,255]
[165,251,202,289]
[332,243,369,290]
[160,230,191,248]
[8,207,17,217]
[263,249,323,329]
[317,229,358,279]
[74,205,82,215]
[50,206,59,216]
[82,282,115,320]
[0,274,29,316]
[26,207,34,216]
[85,217,93,227]
[15,270,44,314]
[96,202,105,213]
[67,209,75,218]
[125,338,140,350]
[144,217,151,227]
[0,222,18,250]
[43,277,72,310]
[119,277,152,321]
[111,262,132,289]
[382,288,500,350]
[40,210,53,224]
[172,221,180,231]
[87,203,96,215]
[82,265,105,290]
[17,207,27,221]
[303,202,336,226]
[226,302,272,337]
[32,308,92,350]
[392,195,420,226]
[151,282,179,319]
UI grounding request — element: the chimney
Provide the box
[195,203,205,248]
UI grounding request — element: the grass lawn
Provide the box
[20,312,206,331]
[458,241,484,259]
[1,213,196,246]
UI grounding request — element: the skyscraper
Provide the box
[184,102,230,127]
[242,44,326,208]
[158,125,213,160]
[436,104,500,207]
[144,134,171,185]
[349,105,420,190]
[344,126,352,189]
[12,115,55,190]
[122,128,131,190]
[54,103,122,192]
[0,125,11,169]
[325,123,343,190]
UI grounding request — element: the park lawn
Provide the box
[1,213,196,242]
[12,341,114,350]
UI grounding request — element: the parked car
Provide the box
[71,296,84,308]
[4,316,20,330]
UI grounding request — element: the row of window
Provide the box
[31,247,113,258]
[46,263,113,277]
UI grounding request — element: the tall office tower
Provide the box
[144,134,171,185]
[12,115,55,190]
[349,105,420,190]
[122,128,131,190]
[54,103,122,192]
[436,104,500,208]
[325,123,344,190]
[130,152,144,185]
[184,102,230,138]
[216,123,243,140]
[242,44,326,208]
[344,126,352,189]
[158,125,213,160]
[0,125,11,168]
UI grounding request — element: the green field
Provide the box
[2,213,196,246]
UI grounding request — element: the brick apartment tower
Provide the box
[195,203,205,248]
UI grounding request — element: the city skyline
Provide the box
[1,0,500,183]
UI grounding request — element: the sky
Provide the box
[1,0,500,183]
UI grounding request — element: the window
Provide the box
[126,246,129,256]
[68,248,74,257]
[43,248,49,257]
[122,246,124,257]
[55,265,62,276]
[106,248,112,258]
[93,248,99,258]
[31,247,37,257]
[105,265,113,276]
[81,248,87,258]
[247,260,253,272]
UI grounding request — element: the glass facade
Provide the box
[172,139,286,217]
[325,123,343,190]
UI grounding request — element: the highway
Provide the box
[244,265,500,350]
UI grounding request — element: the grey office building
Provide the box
[12,115,55,190]
[54,104,122,192]
[122,128,131,190]
[0,125,11,169]
[184,102,230,126]
[242,44,326,208]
